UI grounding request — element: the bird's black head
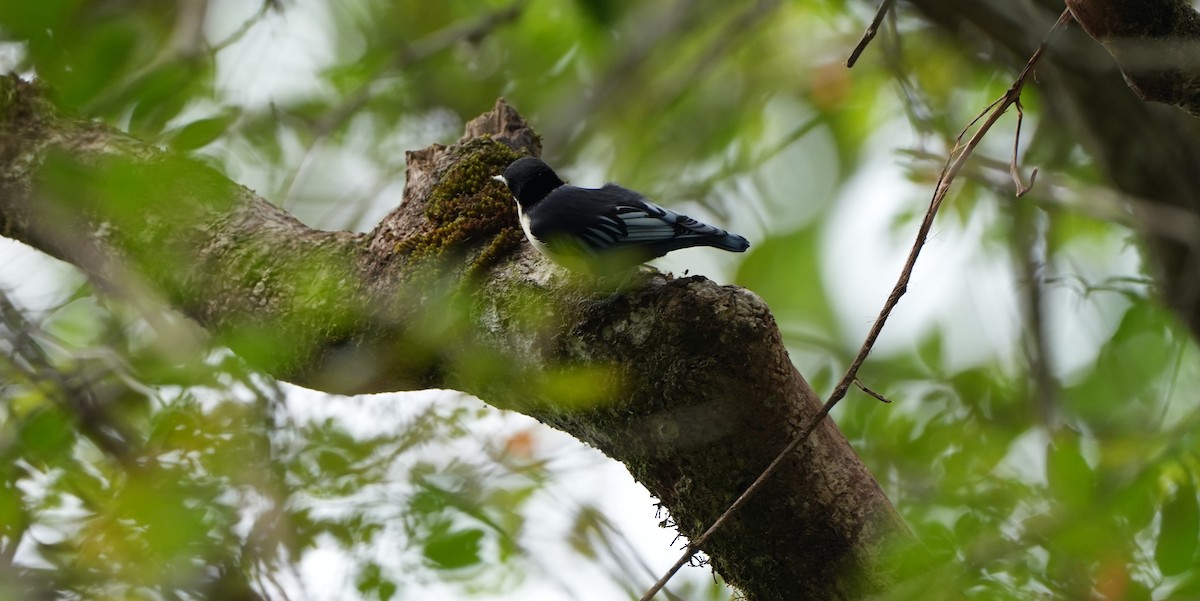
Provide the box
[494,157,565,209]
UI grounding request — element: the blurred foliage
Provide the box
[0,287,554,599]
[2,0,1200,600]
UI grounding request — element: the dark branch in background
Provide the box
[1013,193,1059,427]
[1064,0,1200,116]
[878,7,937,135]
[640,9,1073,600]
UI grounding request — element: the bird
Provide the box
[493,157,749,274]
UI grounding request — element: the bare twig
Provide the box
[1010,100,1037,196]
[900,147,1200,248]
[847,0,897,68]
[210,0,281,54]
[855,378,893,403]
[681,114,822,212]
[638,9,1075,601]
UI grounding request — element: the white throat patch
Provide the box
[516,203,552,258]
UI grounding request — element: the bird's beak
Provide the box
[492,175,507,184]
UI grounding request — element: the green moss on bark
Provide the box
[395,137,524,276]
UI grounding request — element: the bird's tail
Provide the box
[651,230,750,256]
[678,222,750,253]
[709,232,750,252]
[669,213,750,253]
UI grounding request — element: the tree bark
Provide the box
[0,75,907,600]
[1064,0,1200,116]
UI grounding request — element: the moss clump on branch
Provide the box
[395,137,525,277]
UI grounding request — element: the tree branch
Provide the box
[846,0,897,68]
[1064,0,1200,116]
[0,76,907,600]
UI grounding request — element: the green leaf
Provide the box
[1156,479,1200,576]
[574,0,625,25]
[1046,433,1093,509]
[0,478,26,537]
[167,114,238,151]
[423,528,484,570]
[19,408,75,466]
[1062,301,1175,434]
[43,297,105,347]
[127,63,207,137]
[53,23,141,111]
[0,0,77,37]
[356,563,398,601]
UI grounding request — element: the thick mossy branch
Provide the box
[0,77,908,600]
